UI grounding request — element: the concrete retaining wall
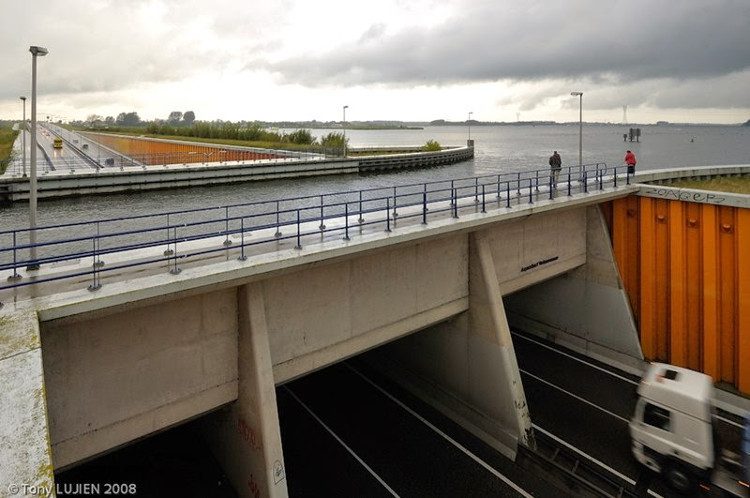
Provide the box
[0,146,474,202]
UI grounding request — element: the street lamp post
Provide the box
[28,45,48,271]
[571,92,583,169]
[19,96,27,177]
[342,105,349,157]
[468,111,473,141]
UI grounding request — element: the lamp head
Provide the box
[571,91,583,96]
[343,105,349,109]
[20,96,26,102]
[29,46,49,57]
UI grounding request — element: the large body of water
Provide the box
[1,124,748,231]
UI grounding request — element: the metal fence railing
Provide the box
[0,162,631,300]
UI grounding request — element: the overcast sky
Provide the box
[1,0,748,124]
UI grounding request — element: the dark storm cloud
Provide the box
[265,0,750,87]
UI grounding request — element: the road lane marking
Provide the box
[346,363,534,498]
[283,386,401,498]
[511,331,639,385]
[532,425,664,498]
[520,369,630,423]
[513,332,747,429]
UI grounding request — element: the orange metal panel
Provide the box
[717,206,737,384]
[625,196,641,322]
[684,202,703,371]
[669,201,687,367]
[639,197,657,359]
[701,205,720,380]
[654,199,671,361]
[612,199,630,283]
[736,208,750,394]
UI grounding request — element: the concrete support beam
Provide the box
[469,232,533,449]
[202,283,288,498]
[505,206,644,372]
[0,311,56,496]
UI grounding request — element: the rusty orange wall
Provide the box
[81,133,280,165]
[608,195,750,395]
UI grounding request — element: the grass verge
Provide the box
[669,177,750,195]
[0,125,19,175]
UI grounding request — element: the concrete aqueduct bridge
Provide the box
[1,163,749,497]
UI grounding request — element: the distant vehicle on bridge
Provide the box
[53,138,63,149]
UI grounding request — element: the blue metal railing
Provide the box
[0,162,630,298]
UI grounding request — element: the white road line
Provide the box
[345,363,534,498]
[512,331,639,385]
[532,424,664,498]
[283,386,401,498]
[520,368,631,423]
[513,332,748,429]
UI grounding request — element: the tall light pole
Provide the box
[342,105,349,157]
[468,111,473,141]
[571,92,583,168]
[20,96,27,177]
[28,45,48,271]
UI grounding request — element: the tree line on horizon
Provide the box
[77,111,348,148]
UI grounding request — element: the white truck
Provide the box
[630,362,749,495]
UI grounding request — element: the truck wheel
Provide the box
[664,464,694,494]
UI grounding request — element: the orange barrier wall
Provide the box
[608,195,750,395]
[81,133,282,165]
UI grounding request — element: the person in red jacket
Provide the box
[624,150,637,175]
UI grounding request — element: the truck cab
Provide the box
[630,363,749,495]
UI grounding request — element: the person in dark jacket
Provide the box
[625,150,637,175]
[549,151,562,191]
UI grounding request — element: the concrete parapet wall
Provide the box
[0,311,56,496]
[265,234,469,383]
[40,288,239,469]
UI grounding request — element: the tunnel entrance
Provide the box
[55,415,237,498]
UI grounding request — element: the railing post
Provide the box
[169,226,181,274]
[422,192,427,224]
[450,180,455,205]
[506,182,511,208]
[496,174,501,198]
[568,171,572,197]
[598,164,604,190]
[223,206,232,246]
[392,186,398,218]
[344,203,351,241]
[88,237,101,291]
[295,209,302,250]
[549,174,554,200]
[529,178,533,204]
[481,184,486,213]
[583,171,588,193]
[474,177,479,203]
[614,166,618,188]
[535,170,539,191]
[319,195,326,230]
[517,172,521,195]
[94,221,104,268]
[238,217,247,261]
[274,200,282,238]
[385,197,392,233]
[453,188,459,218]
[8,231,21,281]
[358,190,364,224]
